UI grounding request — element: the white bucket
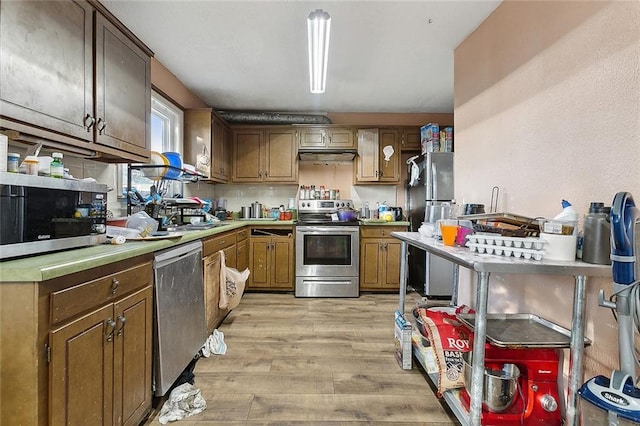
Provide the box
[541,233,577,261]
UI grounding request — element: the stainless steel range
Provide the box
[295,199,359,297]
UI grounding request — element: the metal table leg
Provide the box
[470,271,490,426]
[398,241,408,314]
[566,275,587,426]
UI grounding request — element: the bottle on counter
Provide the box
[299,185,305,200]
[50,152,64,178]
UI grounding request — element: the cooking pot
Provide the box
[337,207,358,221]
[251,201,262,218]
[241,206,252,219]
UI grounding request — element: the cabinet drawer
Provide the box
[236,228,248,242]
[50,261,152,325]
[203,230,236,256]
[360,226,406,239]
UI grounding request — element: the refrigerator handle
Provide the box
[431,161,438,200]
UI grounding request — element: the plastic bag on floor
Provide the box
[158,382,206,424]
[201,329,227,357]
[218,250,249,310]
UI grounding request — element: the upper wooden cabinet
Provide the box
[297,126,356,150]
[0,0,152,162]
[354,128,400,184]
[232,127,298,183]
[184,109,231,183]
[399,126,421,151]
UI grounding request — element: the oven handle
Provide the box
[296,226,359,234]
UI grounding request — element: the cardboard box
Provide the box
[394,311,412,370]
[420,123,440,153]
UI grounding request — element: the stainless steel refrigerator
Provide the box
[406,152,456,297]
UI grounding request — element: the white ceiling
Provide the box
[102,0,502,114]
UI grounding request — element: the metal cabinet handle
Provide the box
[111,277,119,294]
[84,114,95,131]
[96,118,107,135]
[105,318,116,342]
[375,171,379,178]
[116,315,126,336]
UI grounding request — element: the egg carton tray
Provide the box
[466,242,545,260]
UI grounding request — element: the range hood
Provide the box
[298,149,357,162]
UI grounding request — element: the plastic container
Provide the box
[7,153,20,173]
[50,152,64,178]
[553,199,579,222]
[582,207,611,265]
[24,155,39,175]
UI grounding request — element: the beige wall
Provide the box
[454,0,639,383]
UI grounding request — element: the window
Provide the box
[120,91,184,199]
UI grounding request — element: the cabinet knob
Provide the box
[105,318,116,342]
[116,315,126,336]
[96,118,107,135]
[111,277,119,294]
[84,114,95,131]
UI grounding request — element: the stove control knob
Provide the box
[540,394,558,412]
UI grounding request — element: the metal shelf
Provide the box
[411,336,469,425]
[392,232,611,426]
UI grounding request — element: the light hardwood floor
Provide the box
[146,292,460,425]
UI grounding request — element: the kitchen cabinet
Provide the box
[247,227,294,290]
[360,226,405,291]
[354,128,400,184]
[184,109,231,183]
[0,0,152,162]
[236,228,249,272]
[203,230,237,333]
[398,126,421,151]
[297,126,356,149]
[0,256,153,426]
[232,127,298,183]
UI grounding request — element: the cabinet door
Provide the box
[382,240,402,289]
[270,237,294,289]
[211,116,225,181]
[232,130,263,182]
[248,238,270,288]
[298,127,326,148]
[378,129,400,183]
[113,287,153,426]
[203,252,222,334]
[222,124,233,182]
[356,129,379,182]
[184,109,213,178]
[237,238,249,272]
[360,240,383,289]
[95,13,151,159]
[327,128,355,149]
[0,0,94,143]
[265,129,297,182]
[400,127,421,151]
[50,304,114,426]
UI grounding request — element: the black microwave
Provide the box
[0,172,107,259]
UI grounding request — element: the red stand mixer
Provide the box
[460,340,562,425]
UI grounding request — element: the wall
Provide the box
[454,0,639,383]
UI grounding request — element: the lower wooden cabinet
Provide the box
[203,230,237,333]
[50,286,152,426]
[360,226,406,291]
[0,256,154,426]
[247,227,294,291]
[236,228,249,272]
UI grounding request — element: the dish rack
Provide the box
[466,234,547,260]
[457,212,541,237]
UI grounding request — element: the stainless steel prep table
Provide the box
[391,231,611,426]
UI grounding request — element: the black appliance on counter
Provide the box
[295,199,360,297]
[0,172,107,259]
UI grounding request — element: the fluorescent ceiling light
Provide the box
[307,9,331,94]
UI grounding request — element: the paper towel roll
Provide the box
[541,233,577,261]
[0,134,7,172]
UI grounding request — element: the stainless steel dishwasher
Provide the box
[153,240,206,396]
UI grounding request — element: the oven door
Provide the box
[295,226,359,278]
